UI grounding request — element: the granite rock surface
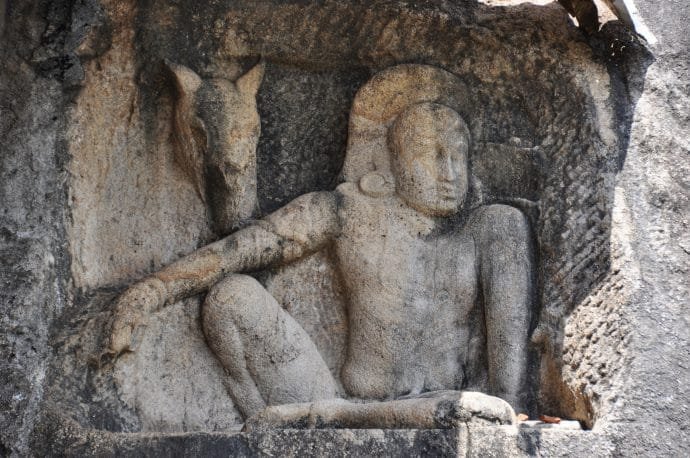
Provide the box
[1,0,688,456]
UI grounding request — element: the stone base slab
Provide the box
[43,422,613,457]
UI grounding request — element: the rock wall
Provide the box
[0,1,78,454]
[600,1,690,450]
[1,0,688,456]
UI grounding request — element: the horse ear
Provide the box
[165,59,202,99]
[165,60,207,202]
[236,60,265,96]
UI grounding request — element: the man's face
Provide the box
[390,104,469,217]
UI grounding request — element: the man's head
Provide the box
[388,103,470,217]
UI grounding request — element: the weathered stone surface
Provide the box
[67,0,214,291]
[1,0,688,456]
[39,423,464,457]
[36,419,613,457]
[0,1,88,454]
[466,425,613,457]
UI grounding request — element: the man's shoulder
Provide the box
[470,203,526,220]
[468,204,529,234]
[335,181,359,197]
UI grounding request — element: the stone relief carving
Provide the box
[167,60,265,234]
[5,0,672,452]
[107,64,534,429]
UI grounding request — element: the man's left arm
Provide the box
[474,204,534,412]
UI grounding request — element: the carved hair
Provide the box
[342,64,469,185]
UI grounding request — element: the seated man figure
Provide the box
[108,100,533,427]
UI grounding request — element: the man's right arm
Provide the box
[108,190,340,355]
[155,190,341,303]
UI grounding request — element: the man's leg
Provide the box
[244,391,516,431]
[202,274,337,419]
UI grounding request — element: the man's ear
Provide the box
[165,59,202,100]
[236,60,265,96]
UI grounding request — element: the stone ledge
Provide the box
[44,423,612,457]
[467,425,613,457]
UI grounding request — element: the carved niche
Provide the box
[59,0,621,435]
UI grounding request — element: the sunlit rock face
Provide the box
[1,0,688,456]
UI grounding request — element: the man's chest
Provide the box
[336,215,478,313]
[406,234,478,311]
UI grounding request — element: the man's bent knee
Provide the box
[205,274,264,311]
[203,274,275,332]
[202,274,337,406]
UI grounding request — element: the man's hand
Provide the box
[108,277,167,357]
